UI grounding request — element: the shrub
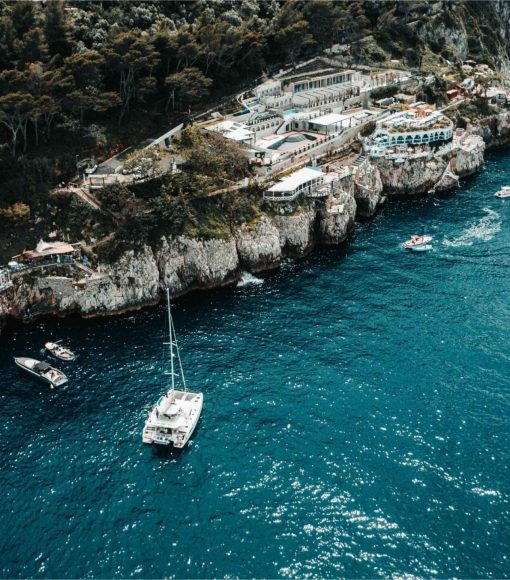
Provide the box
[370,84,399,100]
[0,202,31,225]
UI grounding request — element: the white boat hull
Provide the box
[410,244,433,252]
[143,391,203,448]
[45,342,76,361]
[401,235,433,249]
[14,357,68,388]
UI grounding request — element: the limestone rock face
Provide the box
[353,162,384,217]
[376,156,447,195]
[0,125,491,331]
[471,112,510,148]
[451,135,485,177]
[234,208,316,271]
[318,192,357,243]
[235,218,282,271]
[0,246,161,323]
[271,208,316,256]
[156,236,239,294]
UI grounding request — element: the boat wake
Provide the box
[237,272,264,287]
[443,208,501,247]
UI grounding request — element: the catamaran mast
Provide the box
[171,316,187,391]
[166,288,175,392]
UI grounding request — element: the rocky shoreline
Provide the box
[1,112,508,334]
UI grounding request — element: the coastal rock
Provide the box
[318,192,357,243]
[353,161,384,216]
[0,246,161,321]
[271,208,316,256]
[235,218,282,271]
[451,135,485,177]
[375,155,447,195]
[235,208,316,271]
[157,236,239,293]
[64,246,160,314]
[472,112,510,148]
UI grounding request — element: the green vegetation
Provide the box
[90,132,261,261]
[0,0,508,261]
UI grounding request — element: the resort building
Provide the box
[485,88,508,106]
[307,112,355,134]
[252,68,362,111]
[264,167,325,202]
[369,110,453,148]
[282,70,359,94]
[0,268,12,293]
[11,241,80,268]
[254,79,282,100]
[208,120,255,145]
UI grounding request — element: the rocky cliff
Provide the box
[353,161,385,217]
[470,112,510,149]
[0,131,492,332]
[374,135,485,195]
[0,198,358,328]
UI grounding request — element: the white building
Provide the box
[254,69,361,111]
[283,70,359,94]
[370,111,453,148]
[0,268,12,293]
[264,167,325,202]
[307,113,353,134]
[254,79,282,100]
[207,120,255,145]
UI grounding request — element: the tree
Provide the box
[304,0,340,50]
[197,18,244,74]
[273,2,314,67]
[63,50,121,123]
[14,27,48,65]
[27,66,73,141]
[0,91,34,155]
[0,16,16,69]
[104,30,160,123]
[175,29,202,71]
[175,126,248,183]
[9,1,36,37]
[165,67,212,112]
[122,147,161,177]
[44,0,71,58]
[152,30,179,77]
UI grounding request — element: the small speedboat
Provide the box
[410,244,433,252]
[495,186,510,198]
[45,341,75,361]
[401,235,433,249]
[14,357,68,388]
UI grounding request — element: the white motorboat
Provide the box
[495,186,510,198]
[142,289,203,449]
[14,357,68,388]
[401,234,433,249]
[410,244,433,252]
[45,341,76,361]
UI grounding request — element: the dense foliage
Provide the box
[0,0,509,260]
[2,0,507,160]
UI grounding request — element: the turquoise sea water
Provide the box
[1,150,510,578]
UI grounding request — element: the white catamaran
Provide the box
[142,289,203,448]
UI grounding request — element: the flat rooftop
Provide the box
[282,68,356,85]
[268,166,324,192]
[310,113,350,127]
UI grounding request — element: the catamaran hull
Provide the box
[142,393,203,448]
